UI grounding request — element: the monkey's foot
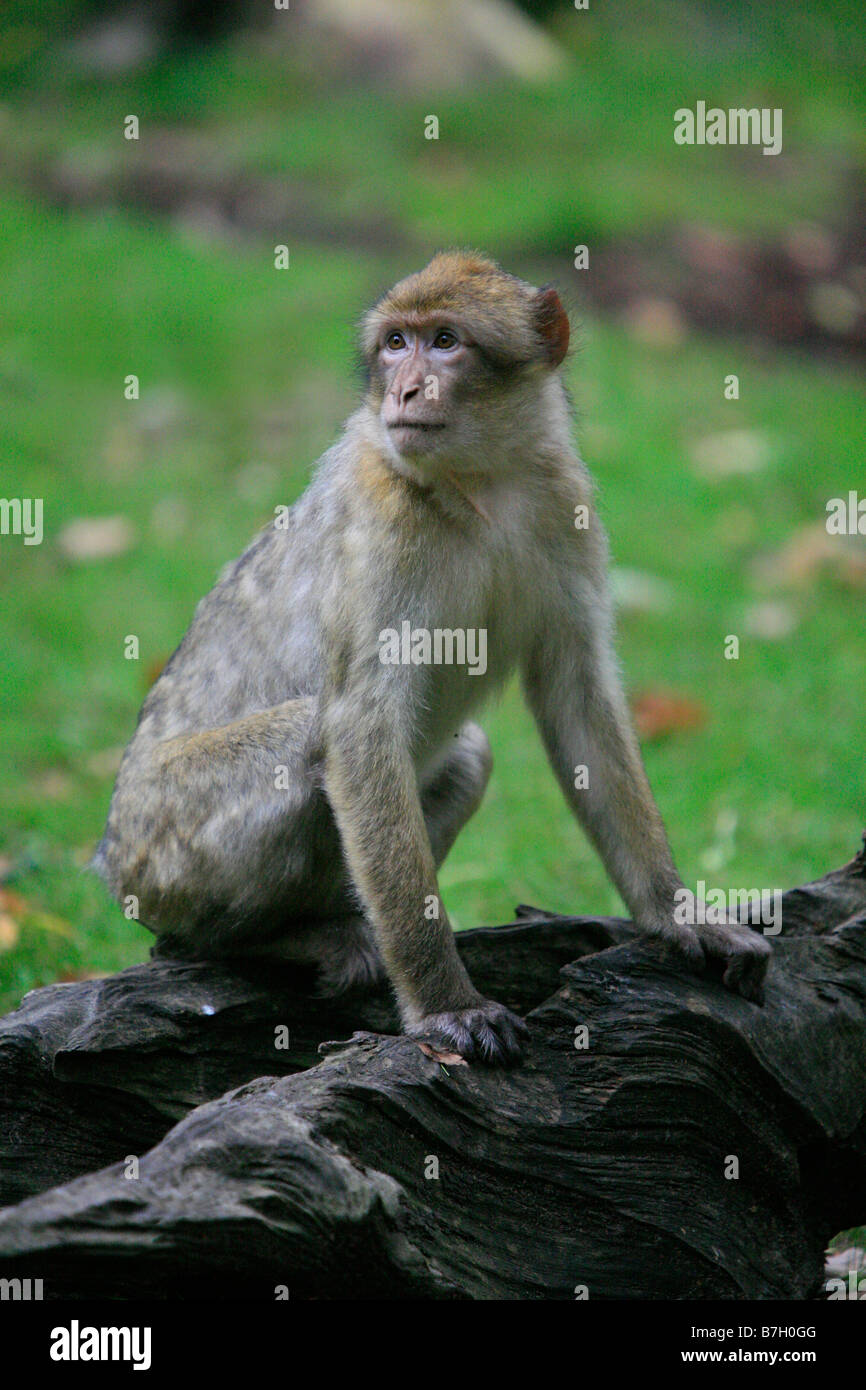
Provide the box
[406,999,529,1066]
[315,935,388,997]
[657,919,772,1004]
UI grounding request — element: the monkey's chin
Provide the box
[384,427,449,478]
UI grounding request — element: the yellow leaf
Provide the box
[0,912,20,950]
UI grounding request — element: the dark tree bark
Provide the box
[0,841,864,1300]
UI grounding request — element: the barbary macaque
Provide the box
[94,252,771,1064]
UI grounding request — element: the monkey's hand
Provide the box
[655,918,772,1004]
[406,998,529,1066]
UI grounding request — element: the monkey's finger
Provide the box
[473,1018,511,1064]
[443,1022,479,1062]
[452,1017,518,1065]
[488,1002,529,1042]
[409,1013,479,1061]
[653,924,706,972]
[697,919,770,1002]
[475,1012,528,1066]
[722,945,769,1005]
[410,1004,527,1066]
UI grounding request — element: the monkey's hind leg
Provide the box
[233,913,388,996]
[230,721,492,994]
[422,721,492,868]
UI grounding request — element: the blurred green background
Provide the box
[0,0,864,1047]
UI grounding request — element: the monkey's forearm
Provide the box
[558,728,682,928]
[567,713,681,921]
[524,644,683,929]
[323,719,479,1022]
[525,640,770,1001]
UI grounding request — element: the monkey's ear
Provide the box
[535,287,570,367]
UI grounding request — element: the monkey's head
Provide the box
[361,252,570,477]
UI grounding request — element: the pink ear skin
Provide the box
[535,287,570,367]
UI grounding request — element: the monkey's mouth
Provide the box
[387,421,446,431]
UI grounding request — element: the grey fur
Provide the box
[94,255,769,1065]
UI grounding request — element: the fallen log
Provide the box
[0,841,864,1299]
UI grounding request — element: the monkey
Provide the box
[93,251,771,1065]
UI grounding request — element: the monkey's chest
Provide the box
[411,555,527,725]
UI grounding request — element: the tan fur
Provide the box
[362,251,557,374]
[94,253,769,1067]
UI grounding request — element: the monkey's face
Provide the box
[374,321,483,469]
[363,253,571,479]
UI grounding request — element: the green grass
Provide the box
[1,183,864,1012]
[2,1,864,260]
[0,6,864,1152]
[1,7,864,1258]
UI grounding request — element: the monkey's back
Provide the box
[127,456,349,750]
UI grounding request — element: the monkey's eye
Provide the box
[385,331,406,351]
[433,329,458,350]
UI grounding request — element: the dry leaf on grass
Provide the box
[0,912,20,950]
[58,515,136,562]
[622,296,687,347]
[0,887,27,916]
[632,689,707,740]
[751,522,866,590]
[610,567,675,615]
[743,600,798,639]
[690,429,772,478]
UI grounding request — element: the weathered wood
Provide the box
[0,842,864,1300]
[0,912,631,1207]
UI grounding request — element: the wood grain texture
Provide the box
[0,842,864,1300]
